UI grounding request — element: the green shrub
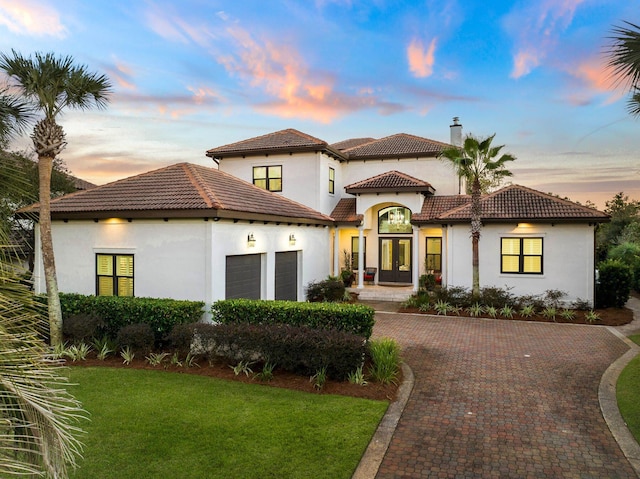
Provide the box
[62,313,103,342]
[193,322,366,380]
[608,242,640,291]
[305,278,346,302]
[116,323,155,353]
[367,338,401,385]
[479,286,516,307]
[211,299,375,339]
[59,293,204,343]
[596,259,633,308]
[432,286,473,308]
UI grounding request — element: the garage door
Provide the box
[225,254,261,299]
[275,251,297,301]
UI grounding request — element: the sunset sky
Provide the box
[1,0,639,207]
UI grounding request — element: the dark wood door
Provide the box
[378,238,412,283]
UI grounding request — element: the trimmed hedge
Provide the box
[178,322,366,380]
[59,293,204,343]
[211,299,375,339]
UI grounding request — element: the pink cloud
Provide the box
[407,37,437,78]
[563,56,626,106]
[0,0,67,38]
[218,25,385,122]
[507,0,586,79]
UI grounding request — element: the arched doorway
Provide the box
[377,206,412,283]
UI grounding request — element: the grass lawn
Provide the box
[617,334,640,444]
[67,367,388,479]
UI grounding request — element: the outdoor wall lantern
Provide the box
[247,233,256,247]
[289,233,296,245]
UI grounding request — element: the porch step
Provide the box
[348,285,414,302]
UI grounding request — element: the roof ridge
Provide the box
[182,164,216,209]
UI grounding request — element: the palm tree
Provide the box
[0,51,112,346]
[607,21,640,117]
[0,101,86,478]
[0,90,29,146]
[439,134,515,298]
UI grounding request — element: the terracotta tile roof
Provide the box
[20,163,334,224]
[341,133,449,159]
[413,185,609,223]
[330,198,362,224]
[412,195,471,222]
[206,128,342,158]
[331,138,376,151]
[345,170,435,194]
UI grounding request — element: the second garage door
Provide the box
[275,251,297,301]
[225,254,261,299]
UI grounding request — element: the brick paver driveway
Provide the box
[372,313,637,478]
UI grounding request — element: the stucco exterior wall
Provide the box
[343,157,459,196]
[218,152,341,215]
[35,218,331,309]
[445,222,596,305]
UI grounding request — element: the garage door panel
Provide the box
[226,254,261,299]
[275,251,297,301]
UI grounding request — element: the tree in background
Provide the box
[607,21,640,117]
[595,192,640,262]
[439,134,515,298]
[0,50,111,346]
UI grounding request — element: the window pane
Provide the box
[269,178,282,191]
[502,238,520,255]
[98,276,114,296]
[329,168,335,180]
[523,256,542,273]
[398,239,411,271]
[118,277,134,296]
[426,238,441,254]
[253,167,266,180]
[254,179,267,189]
[378,206,412,234]
[381,240,392,271]
[523,238,542,255]
[97,255,113,275]
[268,166,282,179]
[502,256,520,273]
[116,255,133,276]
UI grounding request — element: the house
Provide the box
[24,120,609,309]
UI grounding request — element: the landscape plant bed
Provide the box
[69,354,400,402]
[399,306,633,326]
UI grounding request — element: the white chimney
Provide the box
[450,116,462,147]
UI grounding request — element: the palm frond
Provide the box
[607,21,640,89]
[0,265,87,478]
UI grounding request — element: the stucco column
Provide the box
[333,228,340,277]
[357,225,364,289]
[412,225,420,292]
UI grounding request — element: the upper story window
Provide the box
[501,237,543,274]
[96,254,134,296]
[378,206,412,234]
[329,167,335,194]
[253,165,282,192]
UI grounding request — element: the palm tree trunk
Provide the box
[38,153,63,346]
[471,178,482,299]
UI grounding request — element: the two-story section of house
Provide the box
[207,121,608,304]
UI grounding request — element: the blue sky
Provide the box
[1,0,639,207]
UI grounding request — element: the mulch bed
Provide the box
[398,306,634,326]
[70,355,400,402]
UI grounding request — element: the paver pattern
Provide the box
[372,313,637,478]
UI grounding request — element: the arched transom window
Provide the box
[378,206,412,234]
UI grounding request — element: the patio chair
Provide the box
[363,267,377,283]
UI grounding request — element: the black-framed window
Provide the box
[96,254,134,296]
[351,236,366,270]
[329,167,335,194]
[501,237,543,274]
[253,165,282,192]
[425,237,442,272]
[378,206,412,234]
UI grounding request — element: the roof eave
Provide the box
[207,145,346,161]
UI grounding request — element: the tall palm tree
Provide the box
[607,21,640,117]
[0,100,86,478]
[439,134,515,298]
[0,51,112,346]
